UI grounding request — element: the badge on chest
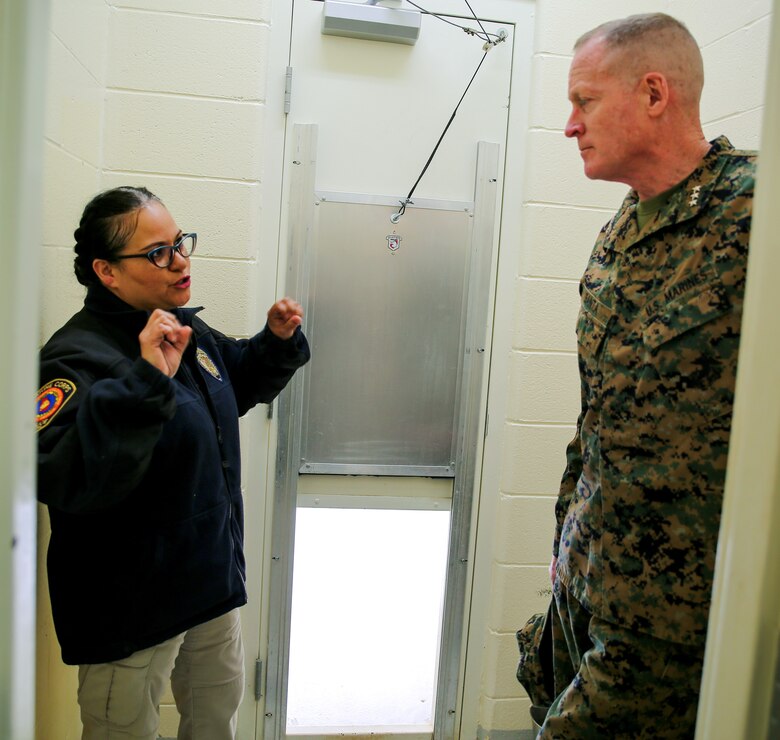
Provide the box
[196,348,223,381]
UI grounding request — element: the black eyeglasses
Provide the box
[113,233,197,268]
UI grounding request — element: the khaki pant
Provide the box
[78,609,244,740]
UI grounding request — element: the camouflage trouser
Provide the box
[537,580,705,739]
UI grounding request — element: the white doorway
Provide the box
[257,2,528,739]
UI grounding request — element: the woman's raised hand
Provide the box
[267,297,304,340]
[139,309,193,377]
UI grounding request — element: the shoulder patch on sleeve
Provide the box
[36,379,77,431]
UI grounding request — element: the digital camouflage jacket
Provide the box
[554,136,756,645]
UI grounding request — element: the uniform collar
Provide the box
[84,285,204,330]
[604,136,734,251]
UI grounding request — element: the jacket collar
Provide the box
[604,135,734,251]
[84,285,204,330]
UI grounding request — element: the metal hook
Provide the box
[390,198,412,224]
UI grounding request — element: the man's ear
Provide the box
[92,258,118,289]
[643,72,669,118]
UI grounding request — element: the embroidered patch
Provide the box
[36,379,77,431]
[196,348,223,381]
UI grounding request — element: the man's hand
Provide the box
[549,555,558,587]
[267,297,304,340]
[139,309,192,377]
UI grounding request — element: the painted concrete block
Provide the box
[159,703,178,737]
[108,9,267,101]
[480,695,531,732]
[45,36,103,167]
[42,142,100,248]
[703,109,765,151]
[700,16,771,125]
[188,258,254,338]
[50,0,109,85]
[40,247,89,344]
[519,204,608,281]
[524,130,627,209]
[104,91,264,181]
[482,630,528,698]
[488,563,552,634]
[534,0,646,55]
[494,495,557,566]
[100,173,261,262]
[500,423,575,496]
[513,277,579,352]
[110,0,269,22]
[507,351,579,424]
[669,0,773,47]
[528,53,571,131]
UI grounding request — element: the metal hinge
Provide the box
[254,659,264,700]
[284,66,293,114]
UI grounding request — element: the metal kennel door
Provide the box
[263,2,513,737]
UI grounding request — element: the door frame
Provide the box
[0,0,50,737]
[695,5,780,737]
[249,1,536,737]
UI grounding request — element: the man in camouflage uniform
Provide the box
[540,13,757,739]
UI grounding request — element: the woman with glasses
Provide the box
[36,186,310,740]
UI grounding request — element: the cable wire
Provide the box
[391,48,490,223]
[463,0,489,41]
[313,0,507,223]
[403,0,502,42]
[390,0,509,222]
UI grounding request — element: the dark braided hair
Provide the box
[73,186,162,287]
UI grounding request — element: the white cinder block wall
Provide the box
[41,0,109,340]
[481,0,773,737]
[37,0,773,738]
[42,0,273,340]
[102,0,271,338]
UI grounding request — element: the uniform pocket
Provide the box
[515,604,555,708]
[578,287,612,357]
[138,502,236,637]
[78,658,155,732]
[637,278,735,420]
[77,638,183,735]
[642,280,732,351]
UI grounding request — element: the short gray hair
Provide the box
[575,13,704,107]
